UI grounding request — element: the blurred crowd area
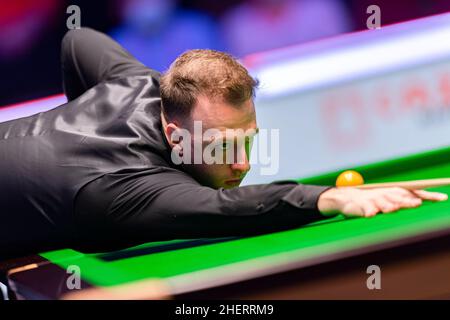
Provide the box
[1,0,450,105]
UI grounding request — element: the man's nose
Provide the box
[230,147,250,174]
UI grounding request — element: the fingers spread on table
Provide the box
[384,193,422,208]
[412,190,448,202]
[373,196,399,213]
[362,201,379,217]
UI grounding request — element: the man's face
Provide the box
[180,95,258,189]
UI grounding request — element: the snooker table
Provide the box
[3,146,450,300]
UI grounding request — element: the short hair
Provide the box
[160,49,259,123]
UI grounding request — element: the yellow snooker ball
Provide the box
[336,170,364,187]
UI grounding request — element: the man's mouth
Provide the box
[225,178,242,186]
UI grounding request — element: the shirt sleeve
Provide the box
[73,167,332,247]
[61,28,158,101]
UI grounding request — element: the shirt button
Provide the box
[256,203,265,212]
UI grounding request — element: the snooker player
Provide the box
[0,28,447,259]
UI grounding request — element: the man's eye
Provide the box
[221,142,231,150]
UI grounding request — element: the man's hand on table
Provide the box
[317,187,448,218]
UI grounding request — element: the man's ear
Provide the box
[161,112,188,152]
[164,123,182,149]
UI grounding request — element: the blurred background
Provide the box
[1,0,450,106]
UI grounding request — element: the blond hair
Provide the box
[160,49,258,122]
